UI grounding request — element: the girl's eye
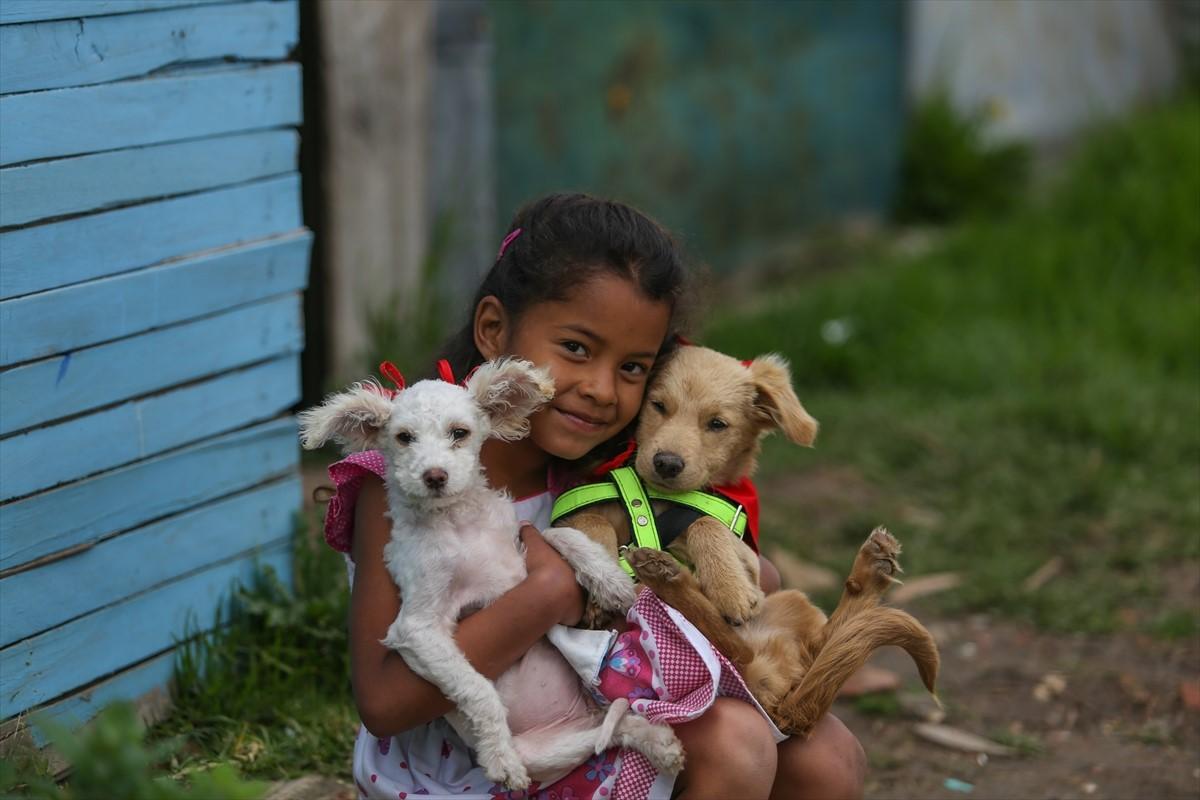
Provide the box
[450,428,470,441]
[621,362,649,376]
[707,418,728,432]
[561,340,588,356]
[650,400,666,413]
[396,431,414,445]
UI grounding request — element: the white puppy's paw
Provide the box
[479,744,530,790]
[616,715,685,776]
[542,526,636,613]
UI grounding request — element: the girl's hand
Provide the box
[520,524,586,626]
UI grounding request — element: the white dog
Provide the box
[299,358,684,789]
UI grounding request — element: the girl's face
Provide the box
[476,273,672,461]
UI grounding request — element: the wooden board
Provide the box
[0,62,300,165]
[1,294,303,435]
[0,0,228,25]
[0,354,299,501]
[0,175,302,300]
[0,231,309,372]
[0,650,175,754]
[0,417,298,573]
[1,477,299,646]
[0,540,291,718]
[0,1,297,94]
[0,129,298,228]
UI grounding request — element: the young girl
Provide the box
[323,194,867,800]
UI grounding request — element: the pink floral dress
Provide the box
[325,452,783,800]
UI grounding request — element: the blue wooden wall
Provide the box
[0,0,308,741]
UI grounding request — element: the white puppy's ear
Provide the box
[297,382,394,452]
[746,354,818,446]
[466,358,555,441]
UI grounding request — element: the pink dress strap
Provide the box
[324,450,389,553]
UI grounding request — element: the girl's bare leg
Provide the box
[770,714,866,800]
[672,698,777,800]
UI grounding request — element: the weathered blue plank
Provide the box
[0,1,228,25]
[1,1,297,94]
[0,174,301,300]
[0,541,291,718]
[0,62,300,165]
[1,476,298,646]
[0,417,297,572]
[17,650,176,744]
[0,294,303,434]
[18,650,176,744]
[0,354,299,501]
[0,230,308,370]
[0,129,298,228]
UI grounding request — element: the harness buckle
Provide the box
[729,504,744,534]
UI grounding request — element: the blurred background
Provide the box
[2,1,1196,799]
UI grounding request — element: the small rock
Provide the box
[1033,672,1067,703]
[958,641,978,660]
[1180,680,1200,712]
[839,665,901,697]
[1082,782,1098,795]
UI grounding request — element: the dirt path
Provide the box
[837,615,1200,800]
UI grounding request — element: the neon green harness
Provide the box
[550,466,748,577]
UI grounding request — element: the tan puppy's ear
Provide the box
[746,354,818,446]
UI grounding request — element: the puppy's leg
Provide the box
[554,512,627,629]
[389,619,530,789]
[626,547,756,671]
[680,518,765,625]
[542,526,637,616]
[818,526,903,649]
[611,710,686,776]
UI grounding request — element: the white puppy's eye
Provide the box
[396,431,414,445]
[450,428,470,441]
[650,400,666,413]
[707,418,728,432]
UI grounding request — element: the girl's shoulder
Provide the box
[323,450,388,553]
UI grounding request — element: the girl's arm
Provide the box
[349,475,584,736]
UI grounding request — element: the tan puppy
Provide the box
[565,345,939,737]
[560,346,816,628]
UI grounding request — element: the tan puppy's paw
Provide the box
[846,526,904,595]
[626,547,684,584]
[702,578,764,626]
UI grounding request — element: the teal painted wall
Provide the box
[492,0,907,267]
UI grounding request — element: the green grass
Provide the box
[146,518,356,782]
[705,99,1200,634]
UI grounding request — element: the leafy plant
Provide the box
[0,703,264,799]
[894,91,1031,224]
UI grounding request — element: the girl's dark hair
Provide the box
[440,193,690,377]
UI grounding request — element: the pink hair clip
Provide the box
[497,228,522,260]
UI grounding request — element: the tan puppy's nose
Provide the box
[653,451,685,479]
[423,468,448,491]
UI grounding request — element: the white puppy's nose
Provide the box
[423,468,448,492]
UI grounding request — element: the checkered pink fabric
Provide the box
[324,450,387,553]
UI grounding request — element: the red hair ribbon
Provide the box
[379,361,406,395]
[435,359,458,384]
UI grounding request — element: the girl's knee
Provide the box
[773,714,866,800]
[674,699,777,799]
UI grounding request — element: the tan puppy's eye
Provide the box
[649,400,666,413]
[707,418,728,432]
[396,431,415,445]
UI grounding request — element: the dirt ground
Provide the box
[836,614,1200,800]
